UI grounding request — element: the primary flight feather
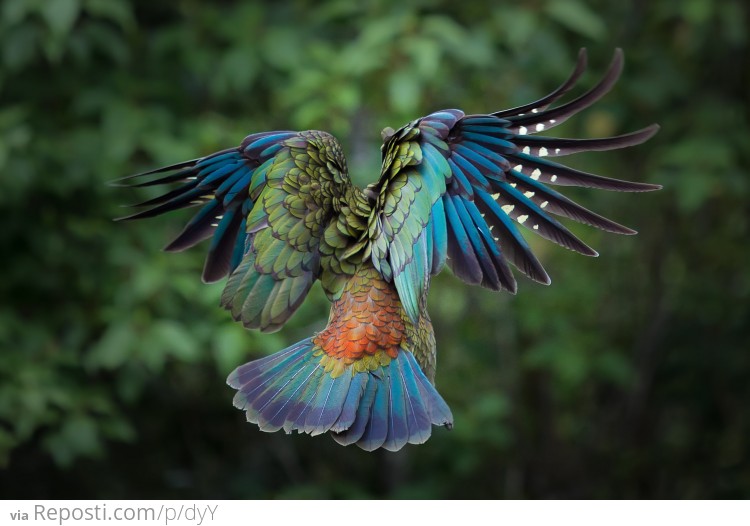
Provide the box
[117,49,660,451]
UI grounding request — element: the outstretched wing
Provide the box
[366,49,660,321]
[116,130,370,332]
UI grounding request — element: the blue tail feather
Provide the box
[304,372,353,436]
[383,364,409,452]
[331,375,377,446]
[409,356,453,426]
[281,369,323,434]
[330,374,369,433]
[255,357,321,432]
[228,339,453,452]
[396,355,432,444]
[262,364,322,432]
[229,343,310,411]
[357,374,390,451]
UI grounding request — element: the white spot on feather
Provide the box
[531,109,538,113]
[524,191,535,198]
[533,224,539,230]
[539,147,548,157]
[519,126,528,135]
[522,146,530,154]
[491,193,500,199]
[541,201,549,208]
[187,176,198,180]
[502,204,515,214]
[535,123,545,132]
[517,214,529,224]
[551,175,558,182]
[510,183,516,188]
[216,215,224,219]
[211,223,219,227]
[550,119,557,124]
[531,168,541,180]
[555,148,560,154]
[514,164,523,172]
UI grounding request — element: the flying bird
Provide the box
[117,49,659,451]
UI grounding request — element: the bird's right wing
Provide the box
[364,49,660,322]
[117,130,370,332]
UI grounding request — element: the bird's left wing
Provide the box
[363,49,660,322]
[116,130,370,332]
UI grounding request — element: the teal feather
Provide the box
[443,195,483,284]
[452,196,501,289]
[331,374,369,433]
[304,371,353,436]
[395,353,431,444]
[252,354,318,431]
[282,366,326,434]
[331,375,377,446]
[356,374,389,451]
[446,158,475,197]
[429,199,448,274]
[209,164,244,192]
[383,360,409,452]
[197,150,240,172]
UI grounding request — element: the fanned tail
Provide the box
[227,338,452,452]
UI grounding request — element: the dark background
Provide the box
[1,0,748,498]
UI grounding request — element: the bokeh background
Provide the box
[1,0,748,499]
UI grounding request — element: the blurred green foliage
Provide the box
[1,0,748,498]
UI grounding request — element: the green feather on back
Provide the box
[217,131,371,332]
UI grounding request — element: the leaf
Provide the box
[2,25,39,71]
[86,322,136,370]
[83,0,135,30]
[2,0,33,25]
[388,69,420,114]
[40,0,80,38]
[150,320,200,362]
[212,324,249,374]
[545,0,606,40]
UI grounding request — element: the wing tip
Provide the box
[611,47,625,72]
[572,47,588,77]
[585,246,599,257]
[109,159,200,186]
[640,123,661,140]
[112,209,147,222]
[615,123,660,150]
[623,181,663,192]
[610,222,638,235]
[163,239,190,253]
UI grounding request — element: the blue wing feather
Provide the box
[373,51,657,302]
